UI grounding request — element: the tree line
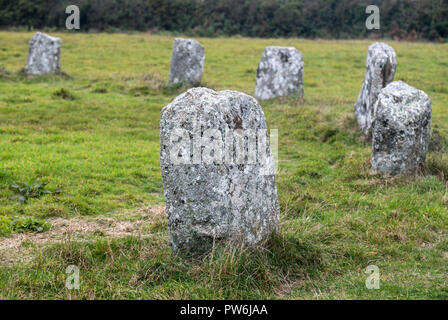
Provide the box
[0,0,446,40]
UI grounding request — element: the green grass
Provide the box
[0,32,448,299]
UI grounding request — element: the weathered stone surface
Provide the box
[25,32,61,75]
[372,81,431,175]
[160,87,280,255]
[355,42,397,136]
[254,46,304,101]
[168,38,205,87]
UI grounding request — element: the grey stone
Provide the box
[25,32,61,75]
[168,38,205,87]
[254,46,304,101]
[355,42,397,136]
[372,81,432,175]
[160,87,280,255]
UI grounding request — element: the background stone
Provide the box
[355,42,397,136]
[372,81,431,175]
[254,46,304,101]
[168,38,205,87]
[25,32,61,75]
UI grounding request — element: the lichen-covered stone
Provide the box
[355,42,397,136]
[160,87,280,255]
[25,32,61,75]
[372,81,431,175]
[168,38,205,87]
[254,46,304,101]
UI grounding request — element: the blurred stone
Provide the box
[25,32,61,75]
[168,38,205,87]
[355,42,397,136]
[160,87,280,255]
[372,81,431,175]
[254,46,304,101]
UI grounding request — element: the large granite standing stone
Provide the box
[372,81,431,175]
[168,38,205,87]
[254,46,304,101]
[160,87,280,255]
[355,42,397,136]
[25,32,61,75]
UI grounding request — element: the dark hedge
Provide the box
[0,0,446,40]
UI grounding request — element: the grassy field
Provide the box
[0,32,447,299]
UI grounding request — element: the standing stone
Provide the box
[25,32,61,75]
[168,38,205,87]
[372,81,431,175]
[254,46,304,101]
[355,42,397,136]
[160,87,280,255]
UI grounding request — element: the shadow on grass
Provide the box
[2,69,73,83]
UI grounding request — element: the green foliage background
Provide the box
[0,0,447,40]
